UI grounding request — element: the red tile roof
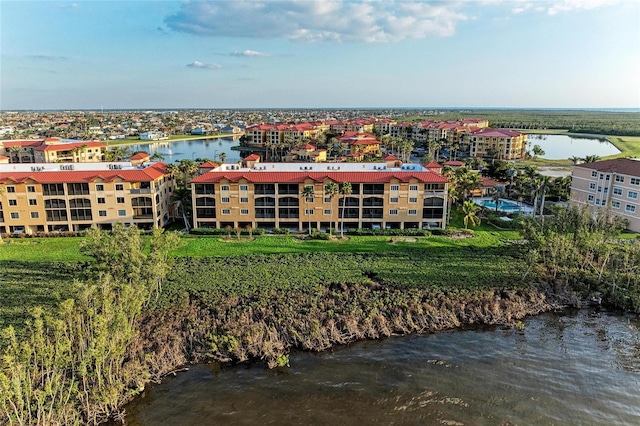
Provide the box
[192,170,447,184]
[444,160,465,166]
[243,154,260,161]
[199,161,219,169]
[472,128,523,138]
[423,161,442,169]
[34,141,106,152]
[130,152,150,160]
[1,162,169,184]
[384,154,398,160]
[575,158,640,177]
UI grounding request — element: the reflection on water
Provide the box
[124,310,640,425]
[526,134,620,160]
[125,137,242,163]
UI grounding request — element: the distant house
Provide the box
[336,132,381,157]
[139,131,167,141]
[286,144,327,163]
[190,127,207,135]
[220,125,243,134]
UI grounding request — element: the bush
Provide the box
[271,228,290,235]
[190,227,264,236]
[347,228,431,237]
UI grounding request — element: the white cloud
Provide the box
[228,50,269,57]
[165,0,469,43]
[187,61,222,70]
[546,0,621,15]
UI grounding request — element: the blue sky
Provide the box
[1,0,639,110]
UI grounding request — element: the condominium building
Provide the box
[469,128,527,160]
[191,159,448,232]
[0,156,176,234]
[0,137,107,163]
[570,158,640,232]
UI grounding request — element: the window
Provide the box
[612,201,621,209]
[631,178,640,185]
[409,197,418,203]
[27,186,35,193]
[8,200,17,206]
[240,209,249,215]
[628,191,638,200]
[42,183,64,196]
[390,185,399,191]
[605,175,610,181]
[588,195,595,202]
[305,209,314,215]
[115,184,124,191]
[239,185,248,191]
[409,185,418,191]
[324,209,331,215]
[6,186,15,193]
[97,197,106,204]
[221,185,230,191]
[595,199,601,205]
[10,212,19,219]
[613,187,623,196]
[597,186,602,193]
[118,210,126,216]
[389,209,398,215]
[390,197,399,203]
[99,210,107,217]
[591,171,597,177]
[67,183,89,195]
[222,209,231,215]
[408,209,417,215]
[604,188,609,194]
[29,199,37,206]
[31,212,39,219]
[96,184,104,191]
[625,204,636,213]
[117,197,125,203]
[221,197,230,203]
[615,175,625,183]
[324,197,332,203]
[589,183,596,190]
[599,174,604,179]
[240,197,249,203]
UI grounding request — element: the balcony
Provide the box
[133,214,154,220]
[130,188,152,194]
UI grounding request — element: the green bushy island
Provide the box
[1,208,639,425]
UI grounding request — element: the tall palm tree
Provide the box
[219,152,227,163]
[324,181,339,236]
[462,200,481,230]
[338,181,352,237]
[301,185,315,235]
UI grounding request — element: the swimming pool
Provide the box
[481,199,521,212]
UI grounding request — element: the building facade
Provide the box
[191,162,448,232]
[469,128,527,160]
[0,138,107,163]
[570,158,640,232]
[0,160,176,234]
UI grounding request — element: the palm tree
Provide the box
[462,200,481,230]
[582,155,600,164]
[324,181,339,236]
[219,152,227,163]
[301,185,315,235]
[338,181,352,238]
[446,185,460,224]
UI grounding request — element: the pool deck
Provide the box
[472,197,535,216]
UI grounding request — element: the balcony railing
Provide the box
[131,188,152,194]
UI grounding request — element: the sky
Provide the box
[1,0,639,110]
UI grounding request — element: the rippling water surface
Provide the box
[125,310,640,425]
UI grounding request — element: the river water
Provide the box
[525,134,620,160]
[124,309,640,425]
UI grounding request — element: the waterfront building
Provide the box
[0,137,107,163]
[570,158,640,232]
[469,128,527,160]
[191,159,448,232]
[0,154,176,234]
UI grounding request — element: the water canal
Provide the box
[124,309,640,425]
